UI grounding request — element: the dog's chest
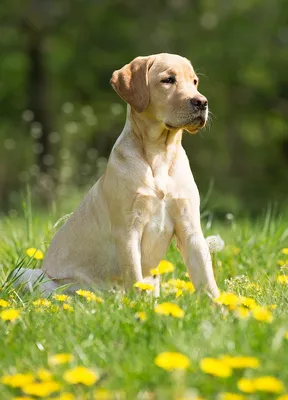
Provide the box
[146,198,172,232]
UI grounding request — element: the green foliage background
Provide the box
[1,0,287,215]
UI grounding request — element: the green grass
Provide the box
[0,205,288,400]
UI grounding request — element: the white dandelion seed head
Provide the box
[206,234,225,253]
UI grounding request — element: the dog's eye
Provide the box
[161,76,176,84]
[193,79,198,85]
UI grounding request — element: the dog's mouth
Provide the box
[165,116,206,134]
[185,116,206,134]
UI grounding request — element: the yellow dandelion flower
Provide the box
[166,278,186,289]
[150,260,174,276]
[63,366,99,386]
[232,247,241,255]
[252,306,273,323]
[76,289,94,299]
[53,294,70,302]
[269,304,277,310]
[52,393,75,400]
[162,279,195,294]
[133,282,154,291]
[234,306,250,319]
[219,393,246,400]
[135,311,147,321]
[49,353,74,366]
[155,352,190,371]
[213,292,240,310]
[199,358,232,378]
[157,260,174,273]
[94,388,113,400]
[50,304,60,313]
[237,378,256,393]
[76,289,92,298]
[37,368,52,382]
[220,355,259,369]
[254,376,284,393]
[175,289,183,298]
[1,373,34,388]
[154,302,184,318]
[184,281,195,293]
[277,260,288,267]
[277,275,288,284]
[281,248,288,255]
[237,376,284,394]
[277,395,288,400]
[26,248,44,260]
[0,308,20,321]
[76,289,103,302]
[93,296,103,303]
[239,297,257,309]
[23,381,61,397]
[285,332,288,340]
[63,303,74,312]
[150,268,160,276]
[0,299,9,308]
[33,298,51,307]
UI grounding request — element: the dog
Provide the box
[12,53,220,299]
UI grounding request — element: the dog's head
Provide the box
[110,53,208,134]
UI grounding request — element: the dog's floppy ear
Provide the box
[110,56,155,113]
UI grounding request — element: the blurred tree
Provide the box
[0,0,287,214]
[24,18,51,175]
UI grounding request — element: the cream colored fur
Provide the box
[13,53,219,299]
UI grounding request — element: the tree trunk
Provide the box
[27,29,51,174]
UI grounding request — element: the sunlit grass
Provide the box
[0,207,288,399]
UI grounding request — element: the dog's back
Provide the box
[42,179,119,287]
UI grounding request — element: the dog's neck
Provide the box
[125,106,183,176]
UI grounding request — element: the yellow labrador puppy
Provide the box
[13,53,219,299]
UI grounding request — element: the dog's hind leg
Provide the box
[9,268,59,297]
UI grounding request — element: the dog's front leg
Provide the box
[115,229,143,289]
[181,232,219,299]
[114,230,160,296]
[175,208,220,299]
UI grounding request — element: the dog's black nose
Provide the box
[190,95,208,111]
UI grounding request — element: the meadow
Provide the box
[0,204,288,400]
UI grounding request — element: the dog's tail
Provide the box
[8,268,58,297]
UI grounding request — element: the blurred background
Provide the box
[1,0,287,218]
